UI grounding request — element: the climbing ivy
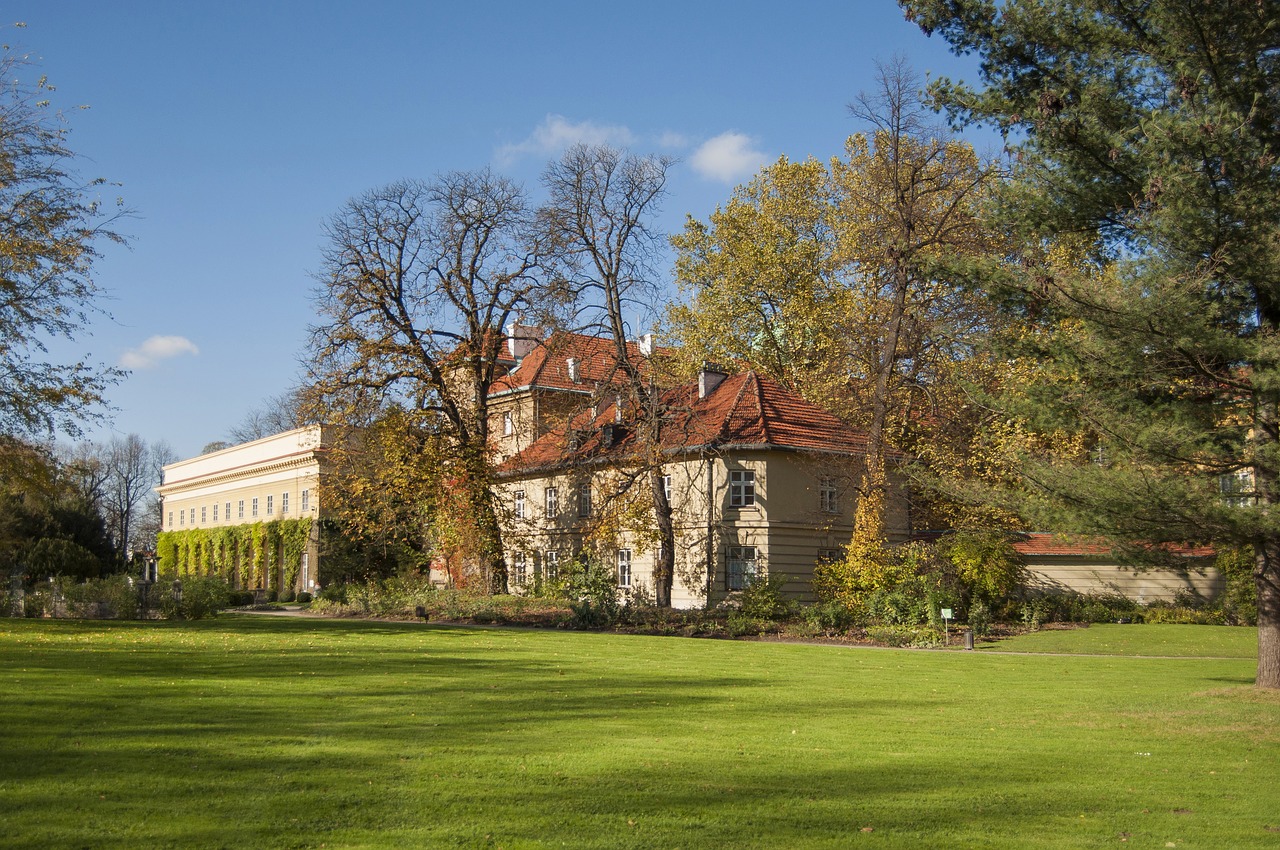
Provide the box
[158,518,313,590]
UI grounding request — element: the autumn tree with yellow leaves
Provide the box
[672,60,1011,601]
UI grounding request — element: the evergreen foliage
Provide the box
[903,0,1280,687]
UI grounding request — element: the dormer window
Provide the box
[567,358,580,383]
[503,411,514,436]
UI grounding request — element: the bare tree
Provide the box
[308,170,561,593]
[543,145,680,605]
[227,388,311,444]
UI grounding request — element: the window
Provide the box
[301,489,310,512]
[168,511,173,529]
[281,492,289,514]
[820,479,838,513]
[545,486,558,517]
[1220,470,1253,508]
[179,509,185,526]
[544,550,559,581]
[267,495,274,515]
[728,546,758,590]
[213,503,219,522]
[252,498,259,518]
[577,484,592,517]
[661,474,672,504]
[617,548,632,588]
[729,469,756,507]
[238,500,245,519]
[225,502,231,521]
[513,552,527,585]
[514,490,526,520]
[503,411,514,436]
[818,548,844,564]
[200,506,207,524]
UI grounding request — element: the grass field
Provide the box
[1,617,1276,849]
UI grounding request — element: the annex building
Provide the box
[156,426,328,594]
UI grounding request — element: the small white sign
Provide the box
[940,608,953,619]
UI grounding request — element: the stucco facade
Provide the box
[156,426,327,591]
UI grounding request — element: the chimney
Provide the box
[638,333,654,357]
[698,362,727,399]
[505,323,541,361]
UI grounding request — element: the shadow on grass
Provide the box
[0,617,1268,848]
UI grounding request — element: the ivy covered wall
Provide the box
[157,518,313,591]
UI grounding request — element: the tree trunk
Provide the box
[1258,540,1280,689]
[649,469,675,607]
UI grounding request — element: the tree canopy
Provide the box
[902,0,1280,688]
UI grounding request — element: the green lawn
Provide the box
[1,617,1276,849]
[981,623,1260,658]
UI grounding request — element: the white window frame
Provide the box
[514,490,526,520]
[661,474,672,504]
[729,469,756,507]
[544,550,559,581]
[513,551,527,585]
[252,498,259,518]
[820,478,838,514]
[281,492,290,514]
[213,503,219,522]
[577,484,592,517]
[168,511,174,529]
[266,495,274,515]
[200,506,207,524]
[617,548,632,588]
[503,411,514,436]
[301,490,310,512]
[727,546,758,591]
[238,500,245,519]
[545,486,558,518]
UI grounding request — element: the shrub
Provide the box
[279,589,296,604]
[967,600,991,637]
[1216,546,1258,626]
[727,612,771,637]
[157,576,231,620]
[738,572,798,621]
[800,601,857,635]
[864,624,945,647]
[296,591,312,604]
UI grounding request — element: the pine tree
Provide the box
[903,0,1280,687]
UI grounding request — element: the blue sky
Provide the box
[18,1,984,460]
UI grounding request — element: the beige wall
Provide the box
[497,448,908,608]
[1024,555,1224,603]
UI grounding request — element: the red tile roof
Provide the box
[499,370,875,475]
[489,331,654,395]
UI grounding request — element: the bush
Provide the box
[296,591,312,603]
[157,576,231,620]
[865,624,942,647]
[967,600,991,637]
[279,589,296,603]
[738,572,798,621]
[800,601,857,635]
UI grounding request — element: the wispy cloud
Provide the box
[120,335,199,369]
[496,114,636,164]
[690,131,769,183]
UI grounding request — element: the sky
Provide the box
[15,1,987,461]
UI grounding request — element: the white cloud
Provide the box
[655,130,690,150]
[690,131,770,184]
[120,335,200,369]
[496,114,636,164]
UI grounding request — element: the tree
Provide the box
[671,61,1003,557]
[0,41,125,438]
[227,388,310,444]
[543,145,679,605]
[308,171,560,593]
[902,0,1280,688]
